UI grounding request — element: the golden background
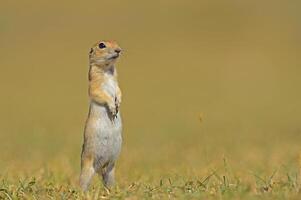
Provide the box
[0,0,300,184]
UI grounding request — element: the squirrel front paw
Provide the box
[108,101,117,119]
[115,97,121,115]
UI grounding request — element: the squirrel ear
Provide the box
[89,48,93,54]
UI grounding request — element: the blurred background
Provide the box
[0,0,300,183]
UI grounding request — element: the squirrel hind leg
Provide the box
[97,162,115,188]
[80,157,95,191]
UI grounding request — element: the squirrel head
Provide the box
[89,40,122,67]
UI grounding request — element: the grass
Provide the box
[1,156,301,199]
[1,122,301,200]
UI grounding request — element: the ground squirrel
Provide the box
[80,40,123,191]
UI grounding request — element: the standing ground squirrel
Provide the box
[80,40,123,191]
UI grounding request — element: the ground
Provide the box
[1,126,301,199]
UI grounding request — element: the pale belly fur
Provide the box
[89,102,122,170]
[87,74,122,170]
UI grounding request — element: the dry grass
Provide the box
[1,157,301,199]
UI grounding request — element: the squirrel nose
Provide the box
[115,49,121,54]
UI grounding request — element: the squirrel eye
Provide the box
[98,43,106,49]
